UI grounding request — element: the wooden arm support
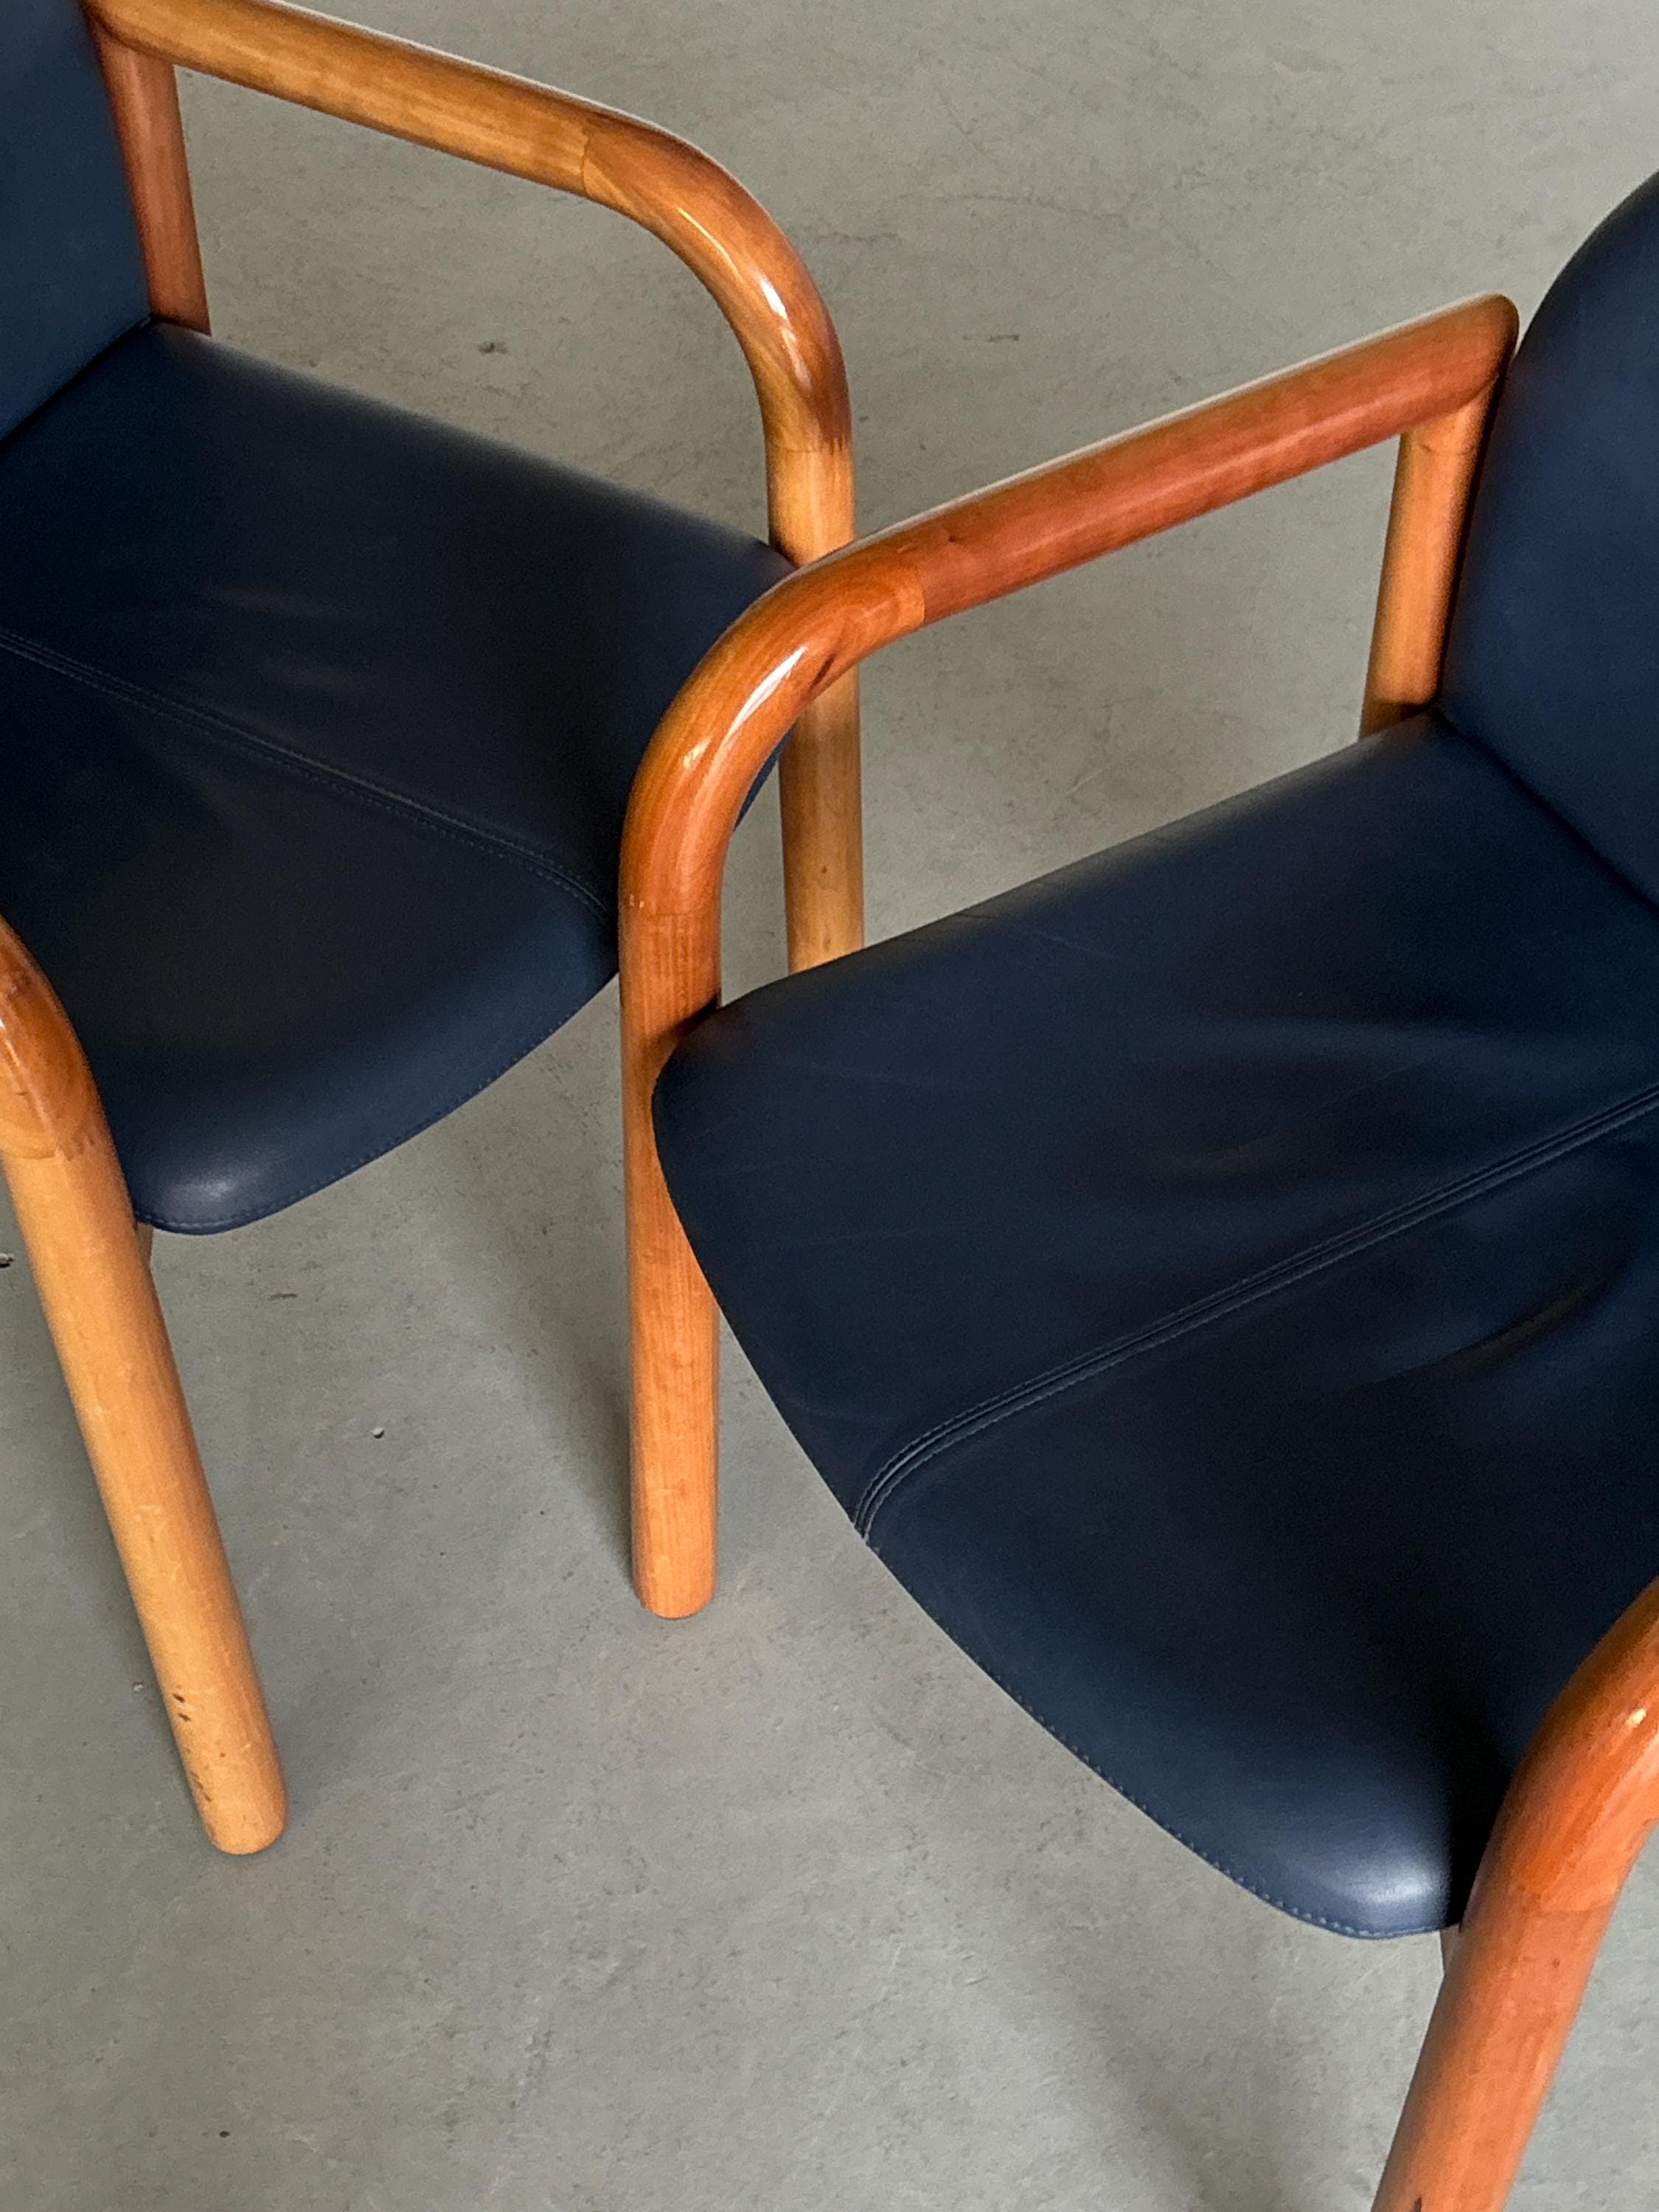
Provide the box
[87,0,851,538]
[621,293,1516,1025]
[619,291,1515,1616]
[86,0,862,964]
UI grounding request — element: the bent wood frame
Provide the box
[0,0,861,1852]
[622,293,1517,1617]
[617,293,1659,2205]
[90,0,863,967]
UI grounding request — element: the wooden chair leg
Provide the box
[1372,1578,1659,2211]
[0,931,284,1851]
[619,672,860,1616]
[1373,1877,1613,2210]
[622,1053,720,1615]
[619,908,721,1618]
[625,1180,719,1619]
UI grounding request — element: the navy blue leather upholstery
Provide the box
[1,0,147,438]
[1443,170,1659,905]
[655,716,1659,1936]
[0,324,787,1229]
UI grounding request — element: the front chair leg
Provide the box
[0,932,284,1851]
[619,906,721,1618]
[1374,1579,1659,2210]
[622,1062,720,1618]
[625,1182,720,1619]
[1373,1873,1613,2210]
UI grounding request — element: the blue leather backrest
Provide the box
[1442,172,1659,906]
[1,0,148,439]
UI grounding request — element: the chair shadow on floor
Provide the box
[866,1623,1439,2212]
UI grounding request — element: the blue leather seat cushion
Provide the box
[655,714,1659,1937]
[0,323,787,1230]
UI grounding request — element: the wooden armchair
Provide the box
[634,170,1659,2206]
[0,0,860,1851]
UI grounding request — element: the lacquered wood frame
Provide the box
[0,922,285,1850]
[91,27,211,329]
[618,293,1659,2205]
[622,294,1517,1616]
[88,0,863,963]
[0,0,861,1851]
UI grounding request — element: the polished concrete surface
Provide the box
[5,3,1659,2205]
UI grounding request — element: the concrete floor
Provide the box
[6,1,1659,2205]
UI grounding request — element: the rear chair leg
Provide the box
[0,930,284,1851]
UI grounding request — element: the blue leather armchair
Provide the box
[641,175,1659,2210]
[0,0,858,1851]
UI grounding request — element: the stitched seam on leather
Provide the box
[863,1531,1432,1938]
[0,625,612,919]
[853,1072,1659,1539]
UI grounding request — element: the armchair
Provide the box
[636,172,1659,2207]
[0,0,858,1851]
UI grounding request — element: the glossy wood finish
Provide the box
[625,284,1654,2207]
[91,24,211,330]
[0,922,284,1852]
[619,293,1517,1615]
[1360,386,1499,736]
[88,0,862,968]
[55,0,860,1728]
[1373,1573,1659,2211]
[779,669,863,970]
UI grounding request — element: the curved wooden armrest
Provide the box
[86,0,852,565]
[619,292,1514,1620]
[620,293,1514,1017]
[91,0,864,966]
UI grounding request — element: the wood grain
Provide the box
[1360,386,1500,735]
[91,24,211,330]
[79,0,866,1629]
[1373,1573,1659,2210]
[622,899,723,1615]
[619,292,1517,1615]
[625,285,1655,2212]
[0,922,284,1851]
